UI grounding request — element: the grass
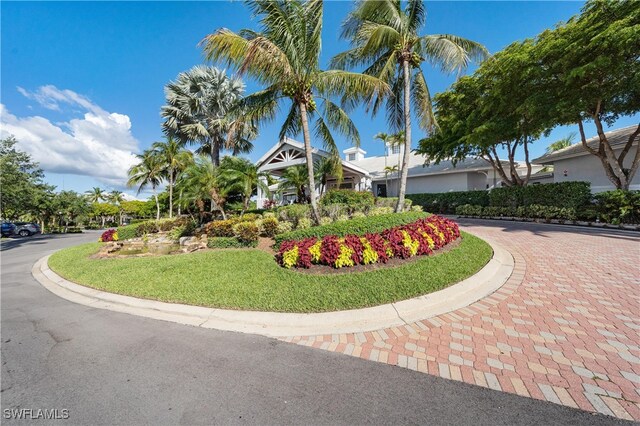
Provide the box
[48,231,492,313]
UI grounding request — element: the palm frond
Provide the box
[421,34,489,76]
[412,69,437,132]
[317,97,361,147]
[279,102,302,140]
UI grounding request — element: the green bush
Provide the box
[370,206,394,216]
[65,227,83,233]
[205,218,239,237]
[489,181,591,209]
[320,189,374,207]
[207,237,257,249]
[296,217,312,230]
[319,217,333,226]
[594,190,640,224]
[457,204,577,221]
[375,197,413,211]
[276,221,294,234]
[233,221,260,243]
[117,224,138,241]
[274,211,428,248]
[277,204,311,226]
[320,203,350,220]
[261,217,279,237]
[408,190,490,214]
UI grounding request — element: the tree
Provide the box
[218,156,270,215]
[161,65,255,166]
[85,187,105,203]
[546,133,576,154]
[536,0,640,189]
[314,156,343,196]
[151,137,193,218]
[177,156,229,221]
[278,164,310,204]
[53,191,90,226]
[0,136,53,220]
[417,40,551,186]
[127,150,164,220]
[333,0,488,211]
[201,0,388,223]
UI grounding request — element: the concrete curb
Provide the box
[32,237,514,338]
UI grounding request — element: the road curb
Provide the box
[32,236,514,337]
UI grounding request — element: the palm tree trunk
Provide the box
[168,169,174,219]
[396,59,412,213]
[178,189,183,216]
[210,138,220,167]
[153,189,160,220]
[299,102,321,224]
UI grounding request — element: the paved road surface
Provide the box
[1,230,628,425]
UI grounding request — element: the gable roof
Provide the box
[533,126,639,164]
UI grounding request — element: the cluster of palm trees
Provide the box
[201,0,488,220]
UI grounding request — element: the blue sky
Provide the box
[2,1,638,198]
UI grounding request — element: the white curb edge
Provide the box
[32,237,514,338]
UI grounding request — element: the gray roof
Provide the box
[349,152,496,181]
[533,125,639,164]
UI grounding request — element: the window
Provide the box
[391,145,401,155]
[376,184,387,197]
[347,153,356,161]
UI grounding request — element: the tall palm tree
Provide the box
[333,0,488,212]
[278,164,310,204]
[127,150,164,220]
[546,132,576,154]
[106,190,126,224]
[151,137,193,218]
[85,187,105,203]
[178,156,229,220]
[161,65,255,166]
[201,0,389,223]
[314,156,343,196]
[218,156,270,215]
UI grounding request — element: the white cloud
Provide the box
[1,86,140,188]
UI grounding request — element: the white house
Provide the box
[255,137,535,207]
[532,126,640,192]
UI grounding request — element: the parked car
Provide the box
[1,221,16,237]
[13,222,41,237]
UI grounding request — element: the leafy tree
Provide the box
[127,150,164,220]
[91,202,119,228]
[333,0,488,211]
[177,156,230,220]
[0,136,53,220]
[278,164,311,204]
[202,0,388,223]
[218,156,270,215]
[536,0,640,189]
[161,65,255,166]
[53,191,91,226]
[151,137,193,218]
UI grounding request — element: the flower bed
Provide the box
[276,215,460,269]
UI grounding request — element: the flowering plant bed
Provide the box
[276,216,460,269]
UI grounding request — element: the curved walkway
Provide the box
[280,219,640,421]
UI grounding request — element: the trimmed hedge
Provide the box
[594,190,640,224]
[489,181,591,209]
[276,215,460,269]
[407,191,489,214]
[207,237,258,249]
[320,189,374,206]
[274,211,428,248]
[456,204,577,221]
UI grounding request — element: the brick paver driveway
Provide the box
[281,219,640,421]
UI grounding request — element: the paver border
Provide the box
[32,235,514,338]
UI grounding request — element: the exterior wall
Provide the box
[466,172,488,191]
[552,146,639,192]
[374,173,471,196]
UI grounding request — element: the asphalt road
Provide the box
[0,232,629,425]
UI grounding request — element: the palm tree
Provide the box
[178,156,229,220]
[85,187,105,203]
[127,150,164,220]
[278,164,310,204]
[546,132,576,154]
[383,165,399,196]
[161,65,255,166]
[201,0,389,223]
[333,0,488,212]
[218,156,270,215]
[151,137,193,218]
[106,190,126,225]
[314,156,343,196]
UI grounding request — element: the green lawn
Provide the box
[49,231,492,313]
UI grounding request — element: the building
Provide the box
[532,126,640,192]
[255,137,539,207]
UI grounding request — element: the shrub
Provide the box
[205,218,239,237]
[207,237,257,249]
[407,190,489,214]
[320,203,349,220]
[262,217,279,237]
[370,206,394,216]
[594,190,640,224]
[278,204,311,226]
[99,229,118,242]
[351,211,366,219]
[375,197,412,211]
[320,189,374,207]
[411,205,423,212]
[262,199,277,209]
[169,220,196,241]
[233,221,260,243]
[276,221,294,234]
[66,227,83,233]
[276,215,459,269]
[116,224,138,241]
[319,216,333,226]
[274,211,428,248]
[262,211,276,219]
[336,214,350,222]
[296,217,312,230]
[137,220,160,235]
[490,181,591,209]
